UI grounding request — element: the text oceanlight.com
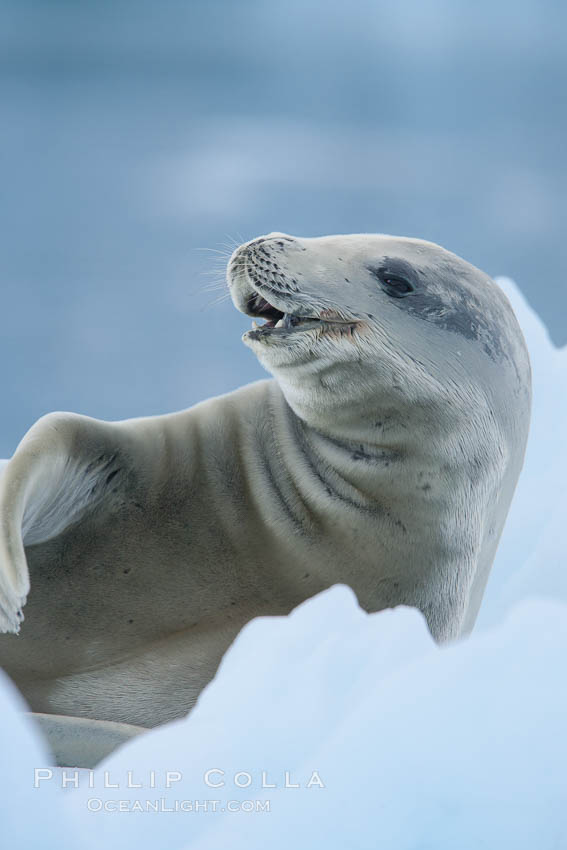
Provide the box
[86,798,271,813]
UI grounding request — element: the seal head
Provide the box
[228,232,530,446]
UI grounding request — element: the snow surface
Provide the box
[1,279,566,848]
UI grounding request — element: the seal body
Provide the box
[0,233,531,727]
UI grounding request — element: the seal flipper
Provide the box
[0,412,125,633]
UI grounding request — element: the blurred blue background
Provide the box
[1,0,566,456]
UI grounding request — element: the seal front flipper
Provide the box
[0,412,126,633]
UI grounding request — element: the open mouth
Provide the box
[243,291,356,337]
[245,292,321,334]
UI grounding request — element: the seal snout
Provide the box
[226,233,359,345]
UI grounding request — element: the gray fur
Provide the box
[0,232,531,728]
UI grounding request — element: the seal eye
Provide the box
[381,275,414,298]
[369,265,416,298]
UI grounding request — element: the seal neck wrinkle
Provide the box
[267,381,411,502]
[272,359,422,450]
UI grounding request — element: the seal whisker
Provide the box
[196,247,234,257]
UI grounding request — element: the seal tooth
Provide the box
[252,321,259,330]
[275,318,285,329]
